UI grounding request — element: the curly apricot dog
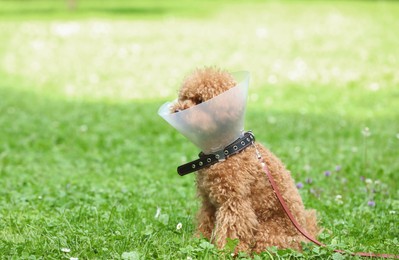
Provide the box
[169,68,319,253]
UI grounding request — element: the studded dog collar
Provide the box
[177,131,255,176]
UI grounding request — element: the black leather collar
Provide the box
[177,131,255,176]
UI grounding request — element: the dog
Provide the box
[169,67,320,254]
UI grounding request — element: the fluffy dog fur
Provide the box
[171,67,320,253]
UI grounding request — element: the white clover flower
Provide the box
[389,211,396,215]
[335,195,343,205]
[362,127,371,137]
[61,248,71,253]
[187,257,193,260]
[176,222,182,230]
[79,124,88,132]
[365,178,373,184]
[70,258,78,260]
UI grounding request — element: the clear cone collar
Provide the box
[158,71,250,154]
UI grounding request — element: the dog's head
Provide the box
[159,68,249,153]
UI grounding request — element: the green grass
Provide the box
[0,0,399,259]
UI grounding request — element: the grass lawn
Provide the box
[0,0,398,259]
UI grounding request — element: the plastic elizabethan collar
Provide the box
[158,71,250,154]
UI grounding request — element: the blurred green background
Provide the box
[0,0,398,259]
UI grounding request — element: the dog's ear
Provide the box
[170,99,197,113]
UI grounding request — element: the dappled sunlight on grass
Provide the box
[1,1,399,104]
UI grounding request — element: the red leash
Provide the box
[257,154,399,258]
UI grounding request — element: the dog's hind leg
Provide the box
[252,219,306,253]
